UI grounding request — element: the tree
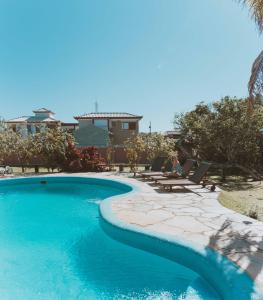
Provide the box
[124,133,177,174]
[124,134,146,173]
[0,117,6,132]
[0,130,33,169]
[174,96,263,170]
[0,127,106,172]
[61,142,106,172]
[144,133,177,165]
[31,127,74,169]
[237,1,263,103]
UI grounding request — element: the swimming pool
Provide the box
[0,176,256,299]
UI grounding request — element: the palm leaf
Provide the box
[240,0,263,31]
[248,50,263,99]
[238,1,263,106]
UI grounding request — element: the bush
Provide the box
[63,145,106,172]
[175,96,263,171]
[0,128,106,172]
[248,206,259,220]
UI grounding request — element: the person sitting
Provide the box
[164,155,184,178]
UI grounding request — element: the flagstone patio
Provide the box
[93,173,263,295]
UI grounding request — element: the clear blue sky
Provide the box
[0,0,262,132]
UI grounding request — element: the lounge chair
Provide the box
[138,156,171,178]
[0,167,5,176]
[150,159,196,182]
[5,166,13,174]
[157,162,215,192]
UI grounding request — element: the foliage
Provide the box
[0,130,32,165]
[63,143,106,172]
[124,133,177,171]
[248,205,259,220]
[240,0,263,32]
[144,133,177,164]
[80,146,106,172]
[0,127,106,172]
[31,127,74,168]
[0,117,6,132]
[124,134,146,171]
[174,96,263,169]
[106,146,114,165]
[237,1,263,100]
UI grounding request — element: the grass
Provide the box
[218,180,263,221]
[12,167,60,175]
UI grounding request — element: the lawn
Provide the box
[219,181,263,221]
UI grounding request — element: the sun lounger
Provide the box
[5,166,13,174]
[150,159,196,182]
[0,167,5,176]
[157,162,215,192]
[136,156,173,178]
[0,166,14,177]
[141,171,165,178]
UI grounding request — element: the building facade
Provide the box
[73,112,143,147]
[6,108,61,137]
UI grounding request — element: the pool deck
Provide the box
[87,172,263,295]
[3,172,263,294]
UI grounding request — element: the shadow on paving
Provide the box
[207,218,263,298]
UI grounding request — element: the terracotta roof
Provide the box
[74,112,143,120]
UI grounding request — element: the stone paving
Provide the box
[91,172,263,294]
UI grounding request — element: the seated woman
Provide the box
[164,155,184,178]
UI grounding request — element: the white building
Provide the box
[6,108,61,137]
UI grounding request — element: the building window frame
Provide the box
[121,122,129,130]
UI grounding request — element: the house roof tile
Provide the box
[74,112,142,120]
[6,116,59,123]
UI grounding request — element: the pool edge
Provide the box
[1,175,262,299]
[99,183,263,300]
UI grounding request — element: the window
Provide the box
[122,122,129,130]
[122,122,136,130]
[94,119,108,130]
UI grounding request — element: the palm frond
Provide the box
[248,50,263,100]
[238,1,263,106]
[240,0,263,31]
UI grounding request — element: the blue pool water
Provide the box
[0,177,222,299]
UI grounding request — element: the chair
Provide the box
[157,162,215,192]
[5,166,13,174]
[150,159,196,182]
[138,156,171,178]
[0,167,5,176]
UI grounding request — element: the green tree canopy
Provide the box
[174,96,263,169]
[124,133,177,171]
[0,127,75,169]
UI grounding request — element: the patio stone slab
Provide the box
[88,173,263,293]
